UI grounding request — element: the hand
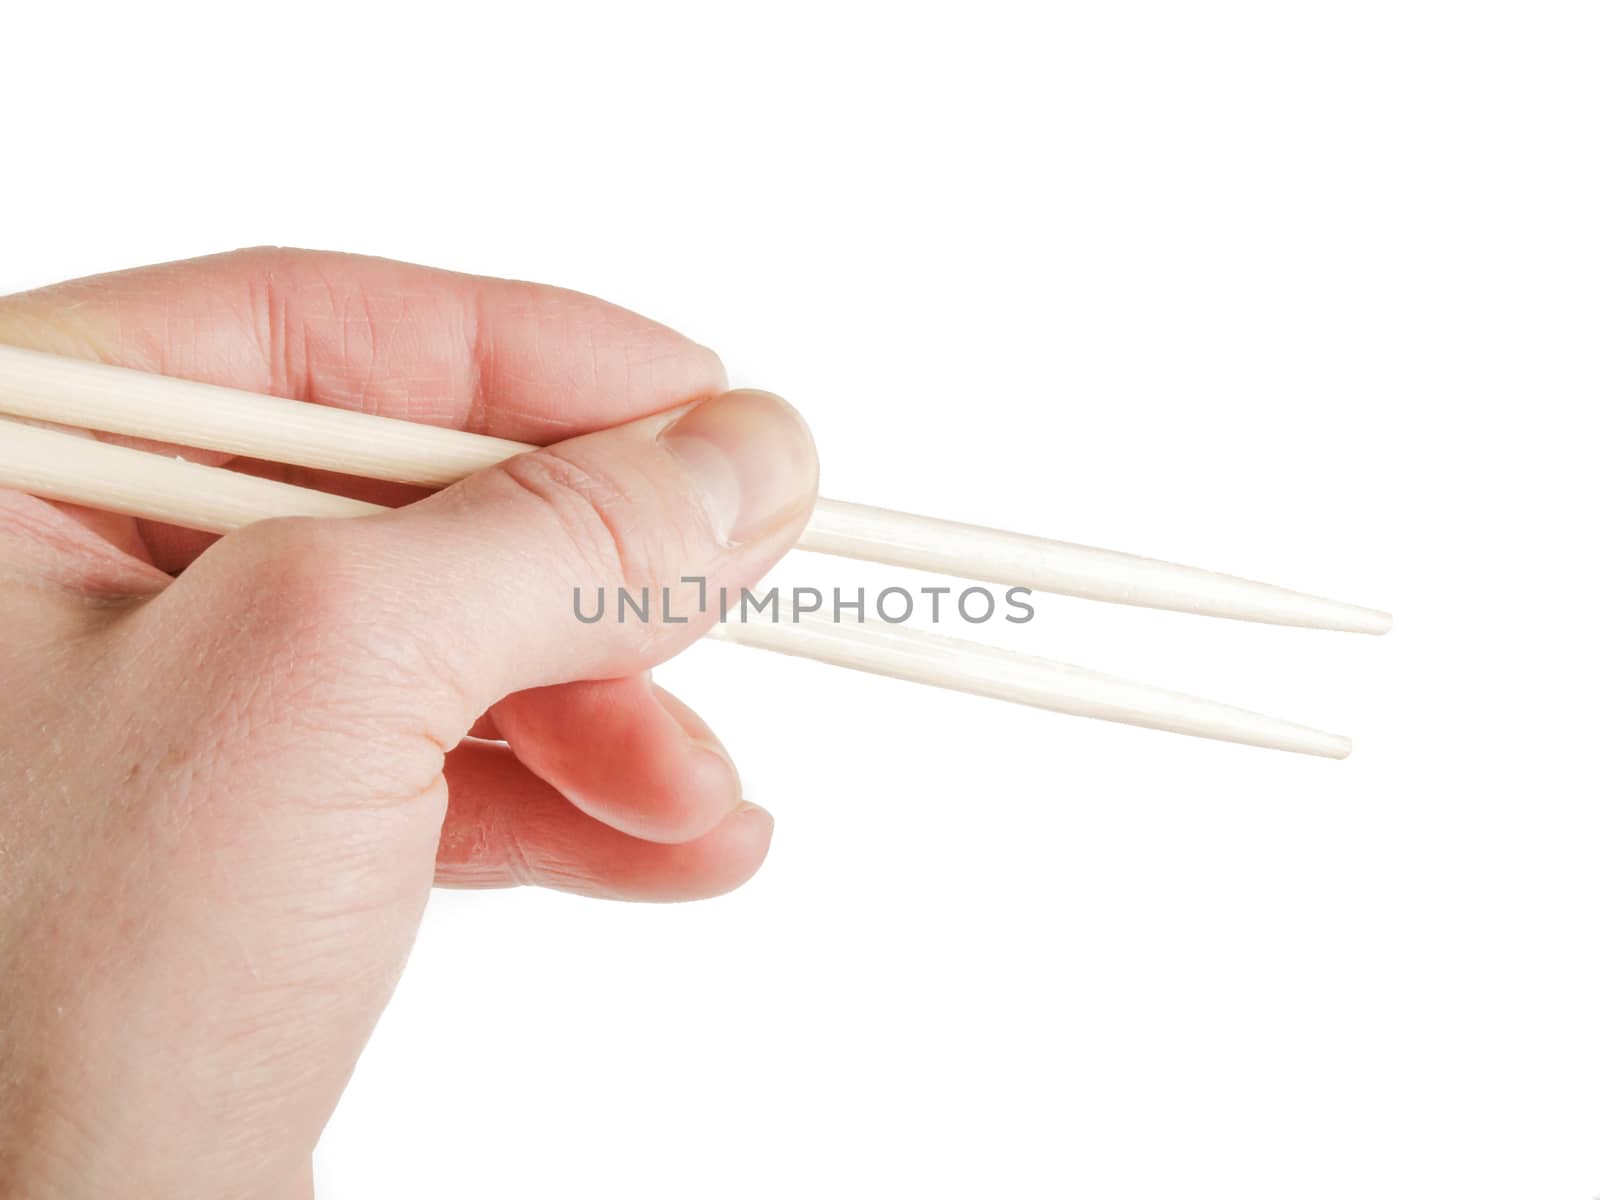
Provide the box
[0,249,818,1198]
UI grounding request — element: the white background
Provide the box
[4,2,1597,1196]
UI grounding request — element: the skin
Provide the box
[0,249,820,1198]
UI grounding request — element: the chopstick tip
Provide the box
[1278,727,1352,759]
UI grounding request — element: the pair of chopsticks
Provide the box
[0,344,1389,757]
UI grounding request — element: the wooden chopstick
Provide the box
[0,417,1353,757]
[0,416,383,530]
[711,602,1351,758]
[0,345,1391,634]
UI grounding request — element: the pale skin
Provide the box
[0,249,820,1198]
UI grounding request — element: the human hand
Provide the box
[0,249,818,1198]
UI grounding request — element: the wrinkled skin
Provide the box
[0,249,818,1198]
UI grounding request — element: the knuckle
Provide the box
[493,449,657,591]
[170,518,454,758]
[217,516,372,638]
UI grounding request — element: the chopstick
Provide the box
[0,345,1391,634]
[711,602,1352,758]
[0,416,383,530]
[0,416,1355,757]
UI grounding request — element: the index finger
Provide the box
[0,245,726,444]
[0,247,727,566]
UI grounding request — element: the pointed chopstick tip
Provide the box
[1353,607,1393,636]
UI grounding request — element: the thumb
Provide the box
[174,389,818,737]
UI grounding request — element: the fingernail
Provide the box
[662,389,817,544]
[653,683,739,782]
[735,802,774,831]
